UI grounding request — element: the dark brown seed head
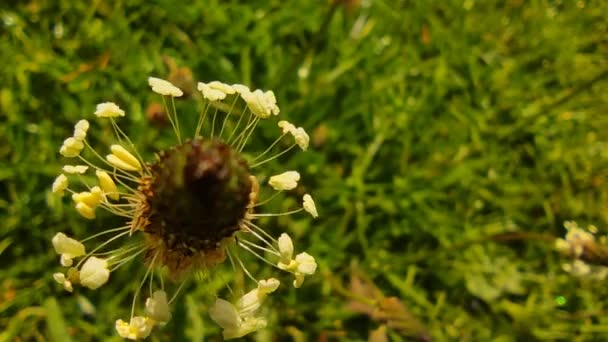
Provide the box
[139,138,252,277]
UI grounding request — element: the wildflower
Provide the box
[303,194,318,218]
[52,174,68,196]
[268,171,300,191]
[95,102,125,118]
[52,76,317,339]
[148,77,183,97]
[115,316,155,340]
[79,256,110,290]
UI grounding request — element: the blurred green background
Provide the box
[2,0,608,341]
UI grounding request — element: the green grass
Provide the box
[2,0,608,340]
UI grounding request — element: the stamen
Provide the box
[161,96,181,144]
[239,222,278,252]
[80,225,130,243]
[236,242,279,268]
[228,110,254,146]
[194,101,211,138]
[110,120,151,175]
[171,97,182,144]
[253,191,281,208]
[250,144,295,168]
[76,230,132,269]
[218,96,239,138]
[131,252,158,319]
[238,238,280,256]
[251,133,287,162]
[241,220,278,245]
[236,117,260,152]
[249,207,303,218]
[168,280,187,304]
[231,249,257,283]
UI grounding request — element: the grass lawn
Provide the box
[1,1,608,340]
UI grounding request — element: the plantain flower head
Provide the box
[51,76,318,339]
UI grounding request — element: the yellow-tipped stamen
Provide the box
[110,120,151,175]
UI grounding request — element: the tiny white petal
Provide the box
[303,194,318,218]
[94,102,125,118]
[148,77,183,97]
[79,257,110,290]
[268,171,300,191]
